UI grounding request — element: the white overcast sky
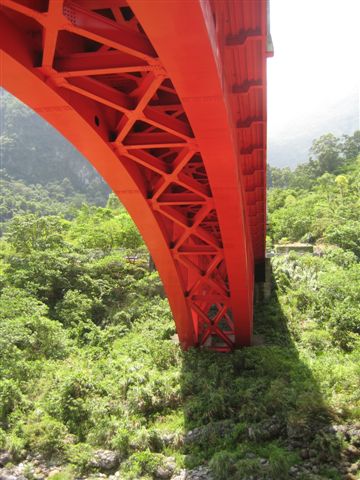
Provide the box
[267,0,360,137]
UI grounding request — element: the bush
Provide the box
[23,415,68,458]
[65,443,93,472]
[0,380,23,425]
[269,449,292,479]
[48,466,75,480]
[325,222,360,258]
[209,451,237,480]
[111,427,131,458]
[0,428,6,449]
[234,458,263,478]
[301,329,332,353]
[121,450,162,479]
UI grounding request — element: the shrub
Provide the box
[269,449,292,479]
[301,329,332,353]
[48,466,75,480]
[111,427,131,458]
[325,222,360,258]
[65,443,93,472]
[23,415,68,458]
[0,380,23,425]
[235,458,265,478]
[0,427,6,449]
[121,450,162,479]
[209,451,237,480]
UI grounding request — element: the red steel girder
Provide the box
[0,0,270,350]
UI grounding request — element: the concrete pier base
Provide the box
[254,257,272,304]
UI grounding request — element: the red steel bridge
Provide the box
[0,0,273,351]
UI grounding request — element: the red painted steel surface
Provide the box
[0,0,270,351]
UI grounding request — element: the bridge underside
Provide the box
[0,0,270,351]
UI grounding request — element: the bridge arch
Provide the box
[0,0,270,350]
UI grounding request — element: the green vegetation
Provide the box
[0,171,105,227]
[0,131,359,479]
[0,89,109,204]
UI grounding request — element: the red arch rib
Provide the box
[0,0,269,351]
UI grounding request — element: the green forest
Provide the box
[0,98,359,480]
[0,91,109,207]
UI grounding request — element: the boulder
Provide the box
[0,451,12,467]
[89,450,120,471]
[155,457,176,479]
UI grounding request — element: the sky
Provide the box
[267,0,360,139]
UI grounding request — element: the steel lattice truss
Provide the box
[0,0,270,351]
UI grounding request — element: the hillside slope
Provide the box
[0,90,109,204]
[0,144,359,479]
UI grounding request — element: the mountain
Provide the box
[0,89,109,204]
[268,91,359,167]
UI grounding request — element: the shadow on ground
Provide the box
[180,272,349,480]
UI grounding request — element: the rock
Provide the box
[258,417,283,440]
[48,470,61,478]
[89,450,120,471]
[309,449,317,458]
[245,452,256,459]
[0,451,12,467]
[345,444,360,461]
[289,465,298,475]
[170,466,213,480]
[171,469,186,480]
[286,422,312,443]
[156,466,173,479]
[0,472,17,480]
[0,461,42,480]
[161,433,176,446]
[33,473,45,480]
[300,448,309,459]
[184,421,233,445]
[247,427,256,441]
[0,470,27,480]
[186,466,213,480]
[323,423,360,446]
[155,457,176,479]
[348,426,360,446]
[349,463,359,474]
[344,474,357,480]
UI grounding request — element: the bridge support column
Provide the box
[254,258,272,304]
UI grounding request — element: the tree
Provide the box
[325,222,360,259]
[310,133,342,174]
[268,166,293,189]
[5,214,69,254]
[106,192,123,210]
[334,175,349,198]
[341,130,360,159]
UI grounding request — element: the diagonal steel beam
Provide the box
[63,1,156,60]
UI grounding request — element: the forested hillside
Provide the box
[0,132,359,480]
[0,173,106,229]
[0,90,109,205]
